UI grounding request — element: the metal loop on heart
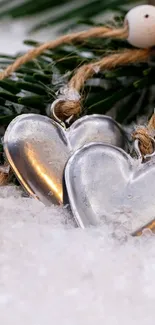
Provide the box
[132,112,155,160]
[51,87,81,126]
[132,128,155,159]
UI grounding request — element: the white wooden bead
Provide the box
[125,5,155,48]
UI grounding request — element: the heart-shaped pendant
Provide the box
[64,142,155,234]
[3,113,128,206]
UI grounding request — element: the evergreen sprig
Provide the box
[0,35,154,130]
[0,0,139,33]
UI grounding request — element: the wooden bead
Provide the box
[125,5,155,48]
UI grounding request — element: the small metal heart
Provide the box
[64,143,155,234]
[4,113,128,205]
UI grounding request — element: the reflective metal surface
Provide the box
[67,114,128,152]
[65,143,155,234]
[4,113,127,206]
[4,114,70,205]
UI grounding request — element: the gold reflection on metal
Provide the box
[132,219,155,236]
[4,146,36,198]
[5,141,63,204]
[25,143,63,203]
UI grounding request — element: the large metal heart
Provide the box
[64,143,155,234]
[3,113,127,205]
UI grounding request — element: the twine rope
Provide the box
[0,26,128,81]
[54,49,150,120]
[0,22,151,120]
[132,113,155,158]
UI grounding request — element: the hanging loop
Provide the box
[50,86,81,128]
[133,137,155,161]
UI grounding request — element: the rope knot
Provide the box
[51,86,82,122]
[132,113,155,158]
[132,127,154,157]
[54,99,82,121]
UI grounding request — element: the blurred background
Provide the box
[0,0,147,53]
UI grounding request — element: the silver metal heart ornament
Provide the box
[64,143,155,234]
[3,113,128,205]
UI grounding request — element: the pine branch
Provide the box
[0,0,141,32]
[0,36,154,129]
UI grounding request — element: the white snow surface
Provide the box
[0,19,155,325]
[1,186,155,325]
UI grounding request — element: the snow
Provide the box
[0,20,28,54]
[1,186,155,325]
[0,18,155,325]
